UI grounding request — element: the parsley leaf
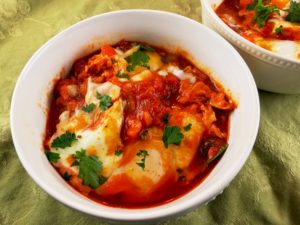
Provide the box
[136,150,149,170]
[184,123,192,131]
[71,160,79,166]
[125,47,150,71]
[247,0,279,27]
[97,93,112,111]
[115,149,123,156]
[162,113,169,124]
[275,25,284,34]
[286,1,300,22]
[116,72,130,80]
[200,144,229,166]
[139,130,148,140]
[162,125,184,148]
[139,44,155,52]
[51,132,77,149]
[82,103,95,113]
[73,149,103,188]
[46,151,60,163]
[63,172,71,180]
[99,175,108,185]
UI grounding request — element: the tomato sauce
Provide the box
[216,0,300,42]
[44,40,236,208]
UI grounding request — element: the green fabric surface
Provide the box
[1,0,300,224]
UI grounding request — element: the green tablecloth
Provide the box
[1,0,299,224]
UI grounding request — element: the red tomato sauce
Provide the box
[216,0,300,42]
[44,40,236,208]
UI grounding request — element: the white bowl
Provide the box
[10,10,259,223]
[201,0,300,94]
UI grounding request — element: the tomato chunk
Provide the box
[101,44,117,57]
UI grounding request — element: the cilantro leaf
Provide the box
[63,172,71,180]
[51,132,77,149]
[82,103,95,113]
[184,123,192,131]
[71,160,79,166]
[115,149,123,156]
[286,1,300,22]
[139,44,155,52]
[99,175,108,185]
[275,25,284,34]
[247,0,279,27]
[162,113,169,124]
[45,151,60,163]
[73,149,103,188]
[162,125,184,148]
[200,144,229,166]
[136,150,149,170]
[139,129,148,140]
[125,48,150,72]
[97,93,112,111]
[116,72,130,80]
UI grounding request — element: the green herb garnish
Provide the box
[115,149,123,156]
[116,72,130,80]
[97,93,112,111]
[162,125,184,148]
[45,151,60,163]
[63,172,71,180]
[125,45,152,71]
[99,175,108,185]
[73,149,103,188]
[139,44,155,52]
[71,160,79,166]
[51,132,77,149]
[285,0,300,22]
[275,25,284,34]
[162,113,169,124]
[184,123,192,131]
[247,0,279,27]
[200,144,229,166]
[136,150,149,170]
[82,103,95,113]
[139,130,148,140]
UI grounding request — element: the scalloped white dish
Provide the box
[201,0,300,94]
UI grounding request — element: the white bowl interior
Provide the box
[10,10,259,221]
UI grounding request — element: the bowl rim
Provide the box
[200,0,300,66]
[10,9,260,221]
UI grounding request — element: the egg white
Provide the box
[49,81,124,177]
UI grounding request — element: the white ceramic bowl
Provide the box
[10,10,259,223]
[201,0,300,94]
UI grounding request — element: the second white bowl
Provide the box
[201,0,300,94]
